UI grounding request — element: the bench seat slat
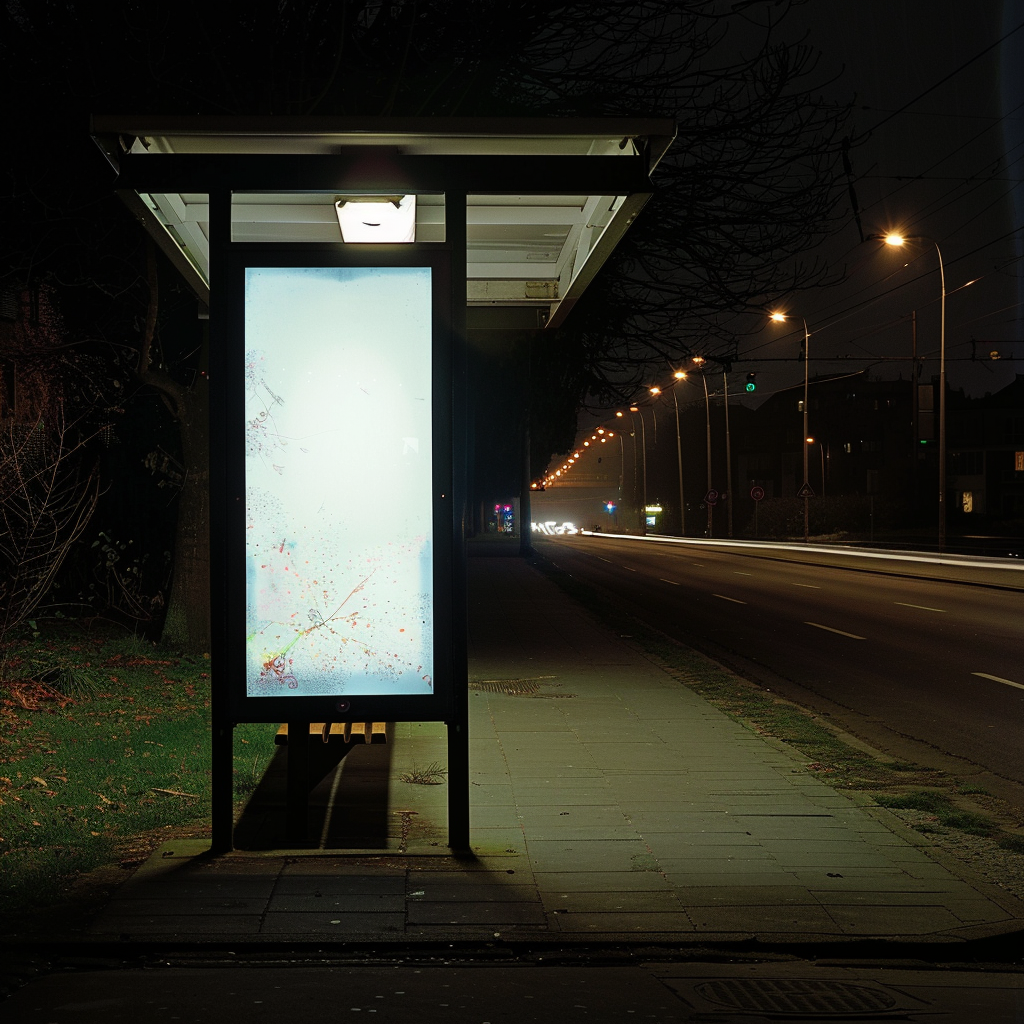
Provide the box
[274,722,388,745]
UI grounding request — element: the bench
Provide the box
[275,722,388,745]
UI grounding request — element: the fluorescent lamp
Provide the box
[335,195,416,243]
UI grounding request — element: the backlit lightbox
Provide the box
[229,259,452,721]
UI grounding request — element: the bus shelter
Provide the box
[90,116,675,852]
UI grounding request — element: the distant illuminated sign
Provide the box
[531,521,579,535]
[645,504,663,513]
[244,266,434,699]
[962,491,973,513]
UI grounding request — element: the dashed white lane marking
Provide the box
[623,566,637,571]
[659,578,680,586]
[733,571,752,576]
[713,594,747,604]
[805,622,866,640]
[597,556,613,562]
[972,672,1024,691]
[791,583,820,589]
[692,563,704,567]
[895,601,946,613]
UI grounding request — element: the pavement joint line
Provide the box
[972,672,1024,690]
[805,621,866,639]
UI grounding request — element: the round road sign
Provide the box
[750,485,765,501]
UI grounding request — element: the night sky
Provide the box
[742,0,1024,404]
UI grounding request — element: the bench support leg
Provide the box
[210,721,235,854]
[285,721,310,844]
[447,719,470,853]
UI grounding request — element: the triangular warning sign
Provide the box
[796,482,815,499]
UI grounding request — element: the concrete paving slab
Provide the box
[260,911,407,934]
[540,890,685,913]
[524,839,655,872]
[552,911,696,933]
[407,902,548,926]
[532,870,676,893]
[688,904,841,933]
[266,894,407,913]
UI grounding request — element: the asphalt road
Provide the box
[535,535,1024,806]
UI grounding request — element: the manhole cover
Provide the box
[469,678,543,695]
[695,979,896,1015]
[468,677,576,698]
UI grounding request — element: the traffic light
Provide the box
[745,372,757,392]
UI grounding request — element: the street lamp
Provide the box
[881,233,947,552]
[770,312,811,543]
[690,356,715,538]
[806,436,825,497]
[629,406,648,535]
[654,371,689,536]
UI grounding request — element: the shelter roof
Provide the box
[91,116,675,326]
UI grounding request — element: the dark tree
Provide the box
[1,0,853,647]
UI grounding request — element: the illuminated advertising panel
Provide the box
[231,260,450,719]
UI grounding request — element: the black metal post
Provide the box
[208,189,234,855]
[447,191,471,854]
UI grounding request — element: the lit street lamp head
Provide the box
[884,233,905,247]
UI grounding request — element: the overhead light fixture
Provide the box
[335,195,416,243]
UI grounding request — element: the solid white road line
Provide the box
[972,672,1024,691]
[714,594,747,604]
[895,601,946,613]
[805,621,866,640]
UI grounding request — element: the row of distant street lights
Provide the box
[536,232,950,551]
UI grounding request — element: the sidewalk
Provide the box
[49,548,1023,947]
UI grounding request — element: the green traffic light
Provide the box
[745,381,756,392]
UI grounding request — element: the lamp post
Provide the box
[806,436,825,497]
[723,368,734,538]
[770,313,811,542]
[664,371,689,536]
[689,357,715,537]
[612,429,624,528]
[629,406,648,536]
[881,234,947,552]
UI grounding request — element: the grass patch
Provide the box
[0,624,278,915]
[872,791,994,836]
[998,835,1024,855]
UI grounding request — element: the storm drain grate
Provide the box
[695,979,897,1015]
[468,676,574,697]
